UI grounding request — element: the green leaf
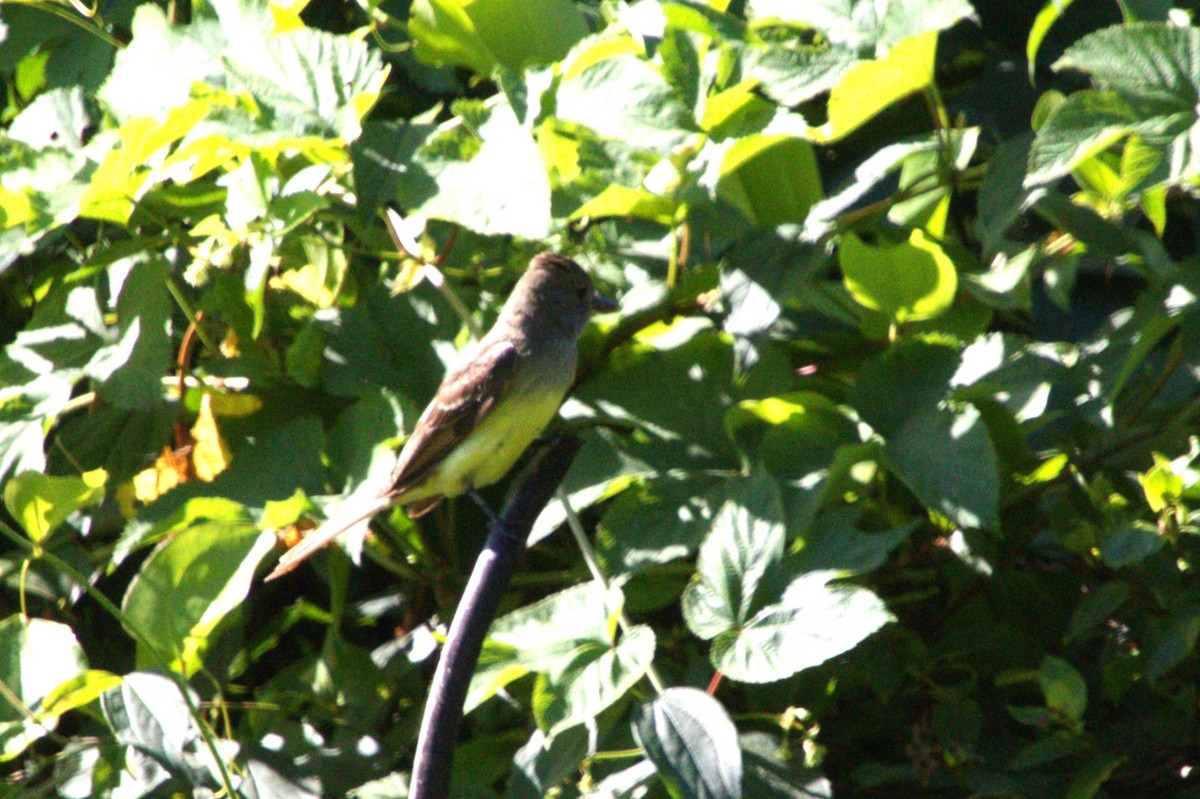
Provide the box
[1037,655,1087,723]
[468,582,628,712]
[708,571,893,683]
[840,228,958,324]
[0,616,88,760]
[80,101,211,224]
[97,5,224,121]
[741,732,832,798]
[715,135,823,226]
[3,468,106,544]
[1146,605,1200,681]
[122,518,275,675]
[100,671,210,783]
[8,87,89,152]
[745,0,973,51]
[410,0,587,74]
[853,338,962,437]
[1026,0,1075,79]
[535,623,656,737]
[1066,754,1126,799]
[1099,520,1161,568]
[634,688,743,799]
[100,1,386,142]
[817,30,938,143]
[724,392,857,479]
[681,473,786,642]
[793,508,915,575]
[598,474,719,574]
[220,26,388,140]
[805,133,962,241]
[572,320,740,472]
[743,43,857,108]
[1065,582,1130,645]
[1028,23,1200,188]
[89,257,174,409]
[570,184,678,225]
[403,103,552,238]
[885,403,1000,530]
[682,474,892,682]
[1139,454,1182,512]
[557,53,696,153]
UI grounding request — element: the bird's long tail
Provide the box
[264,493,394,581]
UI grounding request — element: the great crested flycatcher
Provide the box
[265,252,611,581]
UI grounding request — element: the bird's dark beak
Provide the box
[591,291,618,313]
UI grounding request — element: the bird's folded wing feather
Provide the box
[386,337,521,497]
[264,339,520,581]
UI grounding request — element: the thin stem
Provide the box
[165,274,219,354]
[557,487,667,695]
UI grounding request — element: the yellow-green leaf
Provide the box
[3,469,107,544]
[840,228,957,324]
[818,30,937,143]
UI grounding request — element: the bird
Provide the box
[265,252,612,581]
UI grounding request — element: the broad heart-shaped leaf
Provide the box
[885,403,1000,531]
[220,26,388,141]
[680,469,894,681]
[745,0,973,51]
[97,5,225,120]
[100,671,212,785]
[402,102,552,238]
[852,338,962,438]
[122,517,275,676]
[410,0,586,75]
[556,52,696,153]
[3,468,106,544]
[0,616,88,761]
[682,472,786,642]
[634,688,743,799]
[840,228,958,324]
[816,29,937,143]
[101,2,386,140]
[708,571,893,684]
[714,135,823,226]
[1028,23,1200,187]
[467,581,626,712]
[534,624,656,736]
[88,256,174,409]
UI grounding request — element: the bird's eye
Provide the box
[578,287,590,301]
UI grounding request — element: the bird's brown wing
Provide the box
[385,337,521,499]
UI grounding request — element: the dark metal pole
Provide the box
[409,434,583,799]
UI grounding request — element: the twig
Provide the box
[558,487,666,695]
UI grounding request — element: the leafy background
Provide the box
[1,0,1200,797]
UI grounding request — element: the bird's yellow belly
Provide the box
[429,386,567,497]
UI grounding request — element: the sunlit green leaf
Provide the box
[840,228,958,324]
[817,30,937,142]
[634,688,742,799]
[122,519,275,676]
[3,469,106,544]
[410,0,587,74]
[0,616,88,761]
